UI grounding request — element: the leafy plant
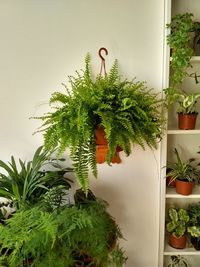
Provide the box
[164,87,200,114]
[0,146,72,210]
[0,193,127,267]
[187,204,200,249]
[166,148,200,183]
[166,207,190,238]
[187,203,200,226]
[187,225,200,237]
[34,53,165,194]
[167,13,195,86]
[168,255,190,267]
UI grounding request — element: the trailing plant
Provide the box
[166,207,189,238]
[167,13,195,86]
[168,255,190,267]
[166,148,200,183]
[34,53,165,194]
[0,146,73,210]
[0,193,127,267]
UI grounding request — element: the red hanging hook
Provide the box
[98,47,108,76]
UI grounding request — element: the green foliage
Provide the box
[167,13,194,86]
[166,207,189,238]
[187,226,200,237]
[166,148,200,182]
[164,87,200,114]
[0,197,126,267]
[34,53,165,194]
[188,203,200,226]
[0,146,72,210]
[168,255,190,267]
[187,203,200,238]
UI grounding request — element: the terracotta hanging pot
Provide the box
[169,234,186,249]
[175,179,193,195]
[96,145,121,164]
[178,113,198,130]
[95,125,122,164]
[95,125,108,145]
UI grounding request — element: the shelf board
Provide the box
[170,56,200,62]
[167,129,200,135]
[164,243,200,256]
[166,186,200,198]
[191,56,200,62]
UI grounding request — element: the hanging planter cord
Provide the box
[98,47,108,76]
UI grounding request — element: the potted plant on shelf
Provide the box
[166,207,189,249]
[166,148,200,195]
[167,255,190,267]
[165,12,200,130]
[34,53,165,194]
[187,203,200,250]
[164,87,200,130]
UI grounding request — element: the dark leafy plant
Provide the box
[166,207,189,238]
[34,53,165,194]
[168,255,190,267]
[0,146,73,210]
[187,203,200,250]
[0,194,127,267]
[166,148,200,183]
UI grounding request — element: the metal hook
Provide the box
[98,47,108,76]
[98,47,108,61]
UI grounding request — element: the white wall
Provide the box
[0,1,165,266]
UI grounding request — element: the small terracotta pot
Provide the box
[176,179,193,195]
[169,234,186,249]
[178,113,198,130]
[166,176,176,187]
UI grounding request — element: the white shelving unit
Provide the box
[159,0,200,266]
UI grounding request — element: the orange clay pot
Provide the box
[178,113,197,130]
[175,179,193,195]
[169,234,186,249]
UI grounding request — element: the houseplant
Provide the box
[187,203,200,250]
[187,225,200,250]
[166,207,189,249]
[165,13,200,130]
[0,190,127,267]
[34,53,165,194]
[166,148,200,195]
[164,87,200,129]
[166,12,195,86]
[167,255,190,267]
[0,146,73,210]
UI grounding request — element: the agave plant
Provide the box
[0,146,72,209]
[34,53,165,194]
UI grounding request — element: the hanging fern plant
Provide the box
[34,53,165,194]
